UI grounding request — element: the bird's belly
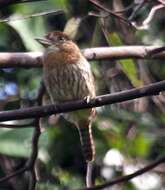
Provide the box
[44,64,94,103]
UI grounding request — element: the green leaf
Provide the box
[105,32,141,87]
[0,127,51,159]
[50,0,68,10]
[108,32,122,46]
[129,133,152,157]
[0,128,33,157]
[119,59,142,87]
[9,17,46,51]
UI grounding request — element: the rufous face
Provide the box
[35,31,71,48]
[36,31,81,66]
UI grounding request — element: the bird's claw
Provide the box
[84,96,91,104]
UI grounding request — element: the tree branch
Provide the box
[0,80,165,122]
[0,167,27,183]
[0,9,64,23]
[27,83,44,190]
[77,156,165,190]
[0,0,47,9]
[0,52,42,68]
[0,46,165,68]
[0,83,44,188]
[89,0,130,24]
[28,119,41,190]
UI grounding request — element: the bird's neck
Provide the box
[43,41,82,67]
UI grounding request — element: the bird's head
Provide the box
[35,31,81,65]
[35,31,71,48]
[35,31,80,55]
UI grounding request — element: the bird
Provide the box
[36,31,96,163]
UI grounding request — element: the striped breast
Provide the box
[43,56,95,103]
[43,55,96,162]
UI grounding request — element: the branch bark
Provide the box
[0,80,165,122]
[0,46,165,68]
[0,52,42,68]
[0,167,27,183]
[0,83,43,188]
[77,156,165,190]
[27,83,44,190]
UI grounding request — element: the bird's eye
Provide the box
[58,36,65,42]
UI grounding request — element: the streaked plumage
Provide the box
[37,31,96,162]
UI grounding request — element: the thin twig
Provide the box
[89,2,134,17]
[77,156,165,190]
[0,80,165,122]
[148,47,165,56]
[0,9,64,23]
[133,3,165,29]
[128,0,146,21]
[0,0,47,9]
[142,4,165,26]
[28,119,41,190]
[0,167,27,183]
[27,82,44,190]
[157,0,165,5]
[88,2,134,18]
[86,162,93,187]
[88,11,109,18]
[0,83,44,187]
[114,2,135,14]
[89,0,131,25]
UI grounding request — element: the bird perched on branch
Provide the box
[36,31,96,163]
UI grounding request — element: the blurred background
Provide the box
[0,0,165,189]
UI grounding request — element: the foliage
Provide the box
[0,0,165,190]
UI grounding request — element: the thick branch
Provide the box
[77,156,165,190]
[0,80,165,122]
[0,46,165,68]
[0,52,42,68]
[83,46,165,60]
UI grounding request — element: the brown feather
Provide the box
[41,31,96,162]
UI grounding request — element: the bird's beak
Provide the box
[35,38,52,47]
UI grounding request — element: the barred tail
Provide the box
[77,123,95,162]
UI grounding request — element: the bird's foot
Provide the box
[84,96,91,104]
